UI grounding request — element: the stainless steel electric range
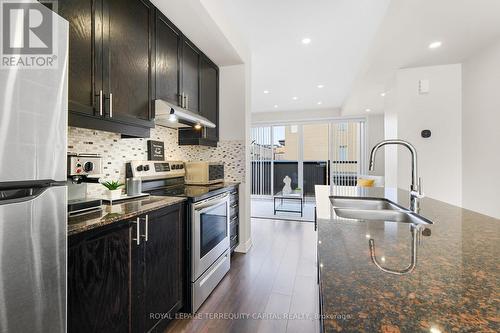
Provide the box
[126,160,231,313]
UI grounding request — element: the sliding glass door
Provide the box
[251,120,366,198]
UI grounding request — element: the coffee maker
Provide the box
[67,153,103,216]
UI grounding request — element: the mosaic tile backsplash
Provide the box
[68,126,245,197]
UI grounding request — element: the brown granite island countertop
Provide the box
[68,196,187,236]
[315,185,499,333]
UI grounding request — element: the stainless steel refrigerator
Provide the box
[0,6,68,333]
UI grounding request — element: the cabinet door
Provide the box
[200,56,219,141]
[104,0,154,125]
[143,204,184,332]
[181,40,200,113]
[68,223,137,333]
[155,11,181,106]
[59,0,103,116]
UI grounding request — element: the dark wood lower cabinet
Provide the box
[142,205,184,332]
[68,203,184,333]
[68,222,136,333]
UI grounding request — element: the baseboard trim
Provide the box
[235,237,252,253]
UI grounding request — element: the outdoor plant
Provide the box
[101,180,124,191]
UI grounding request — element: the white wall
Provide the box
[366,114,385,177]
[383,94,399,187]
[219,64,253,252]
[219,65,246,141]
[462,39,500,218]
[388,64,463,206]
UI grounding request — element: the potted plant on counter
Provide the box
[101,180,124,200]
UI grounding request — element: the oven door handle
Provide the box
[194,193,229,211]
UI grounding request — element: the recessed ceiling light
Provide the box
[263,90,270,94]
[301,38,311,45]
[365,108,372,112]
[430,327,442,333]
[292,96,298,100]
[428,41,442,49]
[273,104,278,108]
[380,92,386,97]
[317,84,324,89]
[317,101,322,105]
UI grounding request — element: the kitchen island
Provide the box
[315,185,499,333]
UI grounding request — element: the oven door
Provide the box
[192,192,230,280]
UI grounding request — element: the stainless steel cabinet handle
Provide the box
[183,94,187,108]
[142,215,149,242]
[132,217,141,245]
[98,90,103,116]
[109,93,113,117]
[186,94,189,109]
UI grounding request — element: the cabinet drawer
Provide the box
[230,203,238,218]
[230,234,239,250]
[230,221,238,239]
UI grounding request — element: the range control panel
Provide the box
[128,160,185,180]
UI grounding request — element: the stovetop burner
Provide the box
[146,183,226,198]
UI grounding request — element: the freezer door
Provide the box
[0,185,66,333]
[0,11,68,183]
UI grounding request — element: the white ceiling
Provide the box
[342,0,500,116]
[202,0,391,113]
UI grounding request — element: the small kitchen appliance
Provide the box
[67,153,103,216]
[184,161,224,185]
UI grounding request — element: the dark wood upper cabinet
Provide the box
[59,0,103,117]
[155,11,181,106]
[104,0,154,125]
[200,56,219,142]
[178,54,219,146]
[60,0,154,137]
[60,0,220,142]
[181,39,200,113]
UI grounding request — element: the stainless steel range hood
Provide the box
[155,99,216,129]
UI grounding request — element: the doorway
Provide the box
[251,120,366,221]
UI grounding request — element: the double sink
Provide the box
[330,197,433,225]
[330,196,432,275]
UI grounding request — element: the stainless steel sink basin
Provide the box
[333,208,432,224]
[329,196,433,225]
[329,197,405,211]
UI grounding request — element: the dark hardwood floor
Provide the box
[165,218,319,333]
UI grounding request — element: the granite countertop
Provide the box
[315,185,499,333]
[68,196,187,236]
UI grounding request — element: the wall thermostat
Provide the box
[421,130,431,138]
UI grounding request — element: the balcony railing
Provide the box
[251,160,358,196]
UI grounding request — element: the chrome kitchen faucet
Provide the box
[369,139,424,213]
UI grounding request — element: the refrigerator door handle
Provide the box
[0,187,47,206]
